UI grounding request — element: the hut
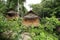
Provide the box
[6,9,19,20]
[22,10,40,27]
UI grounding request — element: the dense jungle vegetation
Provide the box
[0,0,60,40]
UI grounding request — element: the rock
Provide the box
[21,32,32,40]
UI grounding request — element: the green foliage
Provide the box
[0,14,60,40]
[31,0,60,18]
[0,1,7,14]
[30,1,60,39]
[20,24,58,40]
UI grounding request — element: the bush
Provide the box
[0,14,60,40]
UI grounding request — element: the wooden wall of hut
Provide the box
[22,18,39,27]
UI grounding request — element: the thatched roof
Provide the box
[7,10,16,14]
[24,10,39,19]
[7,8,16,14]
